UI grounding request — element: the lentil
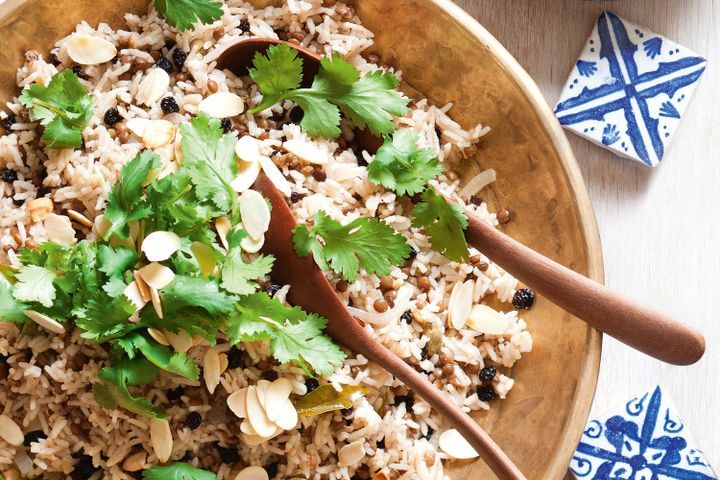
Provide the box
[160,96,179,114]
[118,130,130,143]
[373,298,388,313]
[512,288,535,310]
[175,72,189,82]
[442,364,455,377]
[207,79,219,93]
[379,276,394,291]
[496,208,512,224]
[417,276,431,292]
[156,57,173,74]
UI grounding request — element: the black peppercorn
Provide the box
[156,57,173,74]
[160,96,180,114]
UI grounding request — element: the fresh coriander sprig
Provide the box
[153,0,224,31]
[142,462,217,480]
[411,187,470,262]
[249,43,409,138]
[19,69,94,149]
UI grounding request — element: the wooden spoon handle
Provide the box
[361,342,527,480]
[465,214,705,365]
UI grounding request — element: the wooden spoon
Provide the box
[254,173,526,480]
[219,38,705,366]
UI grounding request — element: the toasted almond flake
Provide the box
[231,160,262,193]
[438,429,479,459]
[150,286,163,319]
[27,197,54,223]
[240,234,264,253]
[190,241,216,276]
[0,414,24,447]
[137,68,170,106]
[67,209,93,228]
[218,353,228,374]
[215,217,231,250]
[228,388,249,419]
[273,398,298,430]
[23,310,65,335]
[448,279,474,330]
[239,190,270,240]
[143,120,176,149]
[141,231,180,262]
[164,330,192,353]
[234,135,263,163]
[126,117,150,138]
[338,441,366,466]
[137,262,175,290]
[284,138,329,165]
[90,215,110,240]
[259,155,292,197]
[147,328,170,346]
[265,378,292,422]
[466,304,508,335]
[122,450,147,472]
[199,92,245,118]
[235,466,269,480]
[44,214,77,245]
[240,419,259,436]
[203,348,221,394]
[150,418,173,463]
[245,386,277,438]
[124,281,147,310]
[133,271,152,302]
[67,34,117,65]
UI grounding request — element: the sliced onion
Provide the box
[459,168,496,199]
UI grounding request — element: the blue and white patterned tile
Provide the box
[570,386,717,480]
[554,11,707,167]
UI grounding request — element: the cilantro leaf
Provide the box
[220,249,274,295]
[228,293,345,376]
[98,245,139,294]
[180,113,238,213]
[95,357,165,419]
[161,275,237,316]
[0,278,28,323]
[117,332,199,380]
[13,265,56,307]
[153,0,224,31]
[249,44,408,138]
[18,69,94,149]
[368,129,443,195]
[143,463,217,480]
[411,187,470,262]
[292,211,411,283]
[77,295,139,342]
[104,151,159,240]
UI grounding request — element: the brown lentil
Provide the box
[379,275,394,291]
[118,130,130,143]
[175,72,189,82]
[497,208,512,224]
[213,26,226,40]
[207,79,219,93]
[373,299,388,313]
[417,276,431,292]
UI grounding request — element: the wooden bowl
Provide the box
[0,0,603,477]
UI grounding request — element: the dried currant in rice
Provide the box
[160,96,180,114]
[512,288,535,310]
[23,430,46,446]
[220,118,232,133]
[184,411,202,430]
[266,283,282,297]
[238,19,251,33]
[1,114,16,131]
[290,191,300,204]
[476,385,496,402]
[226,346,243,369]
[172,48,187,69]
[1,169,18,183]
[479,365,497,383]
[103,107,121,126]
[304,377,319,393]
[156,57,173,74]
[166,386,185,402]
[401,310,413,325]
[289,105,304,123]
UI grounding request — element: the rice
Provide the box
[0,1,532,479]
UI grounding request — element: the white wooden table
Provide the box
[455,0,720,470]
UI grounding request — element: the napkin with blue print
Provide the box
[554,11,707,167]
[570,386,717,480]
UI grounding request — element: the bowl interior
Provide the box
[0,0,602,477]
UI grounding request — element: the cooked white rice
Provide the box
[0,1,532,479]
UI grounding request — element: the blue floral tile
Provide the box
[554,11,707,167]
[570,386,717,480]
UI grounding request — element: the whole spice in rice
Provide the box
[160,96,179,114]
[156,57,173,74]
[477,385,497,402]
[512,288,535,310]
[479,365,497,382]
[1,169,18,182]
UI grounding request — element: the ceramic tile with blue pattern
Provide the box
[570,386,717,480]
[554,11,707,167]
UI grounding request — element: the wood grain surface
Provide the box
[454,0,720,469]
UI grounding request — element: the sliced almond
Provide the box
[190,241,217,276]
[124,281,147,311]
[67,34,117,65]
[259,155,292,197]
[438,429,479,459]
[137,68,170,107]
[240,418,259,436]
[137,263,175,290]
[265,378,292,422]
[240,234,264,254]
[466,304,508,335]
[44,214,77,245]
[245,385,277,438]
[141,230,180,262]
[338,441,366,466]
[143,120,176,149]
[133,271,152,302]
[273,398,298,430]
[147,327,170,346]
[218,353,228,374]
[150,418,173,463]
[239,190,270,240]
[448,279,474,330]
[126,118,150,138]
[164,330,192,353]
[67,209,93,228]
[27,197,54,222]
[203,348,221,394]
[235,466,269,480]
[228,388,249,419]
[23,310,65,335]
[150,286,163,319]
[284,138,329,165]
[0,414,24,447]
[92,214,111,239]
[231,160,262,193]
[198,92,245,118]
[234,135,263,164]
[215,217,231,250]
